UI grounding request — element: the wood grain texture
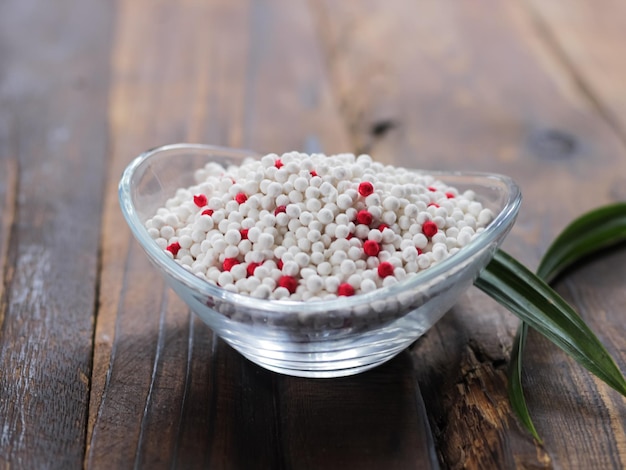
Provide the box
[525,0,626,158]
[276,352,439,470]
[0,0,113,467]
[1,0,625,468]
[521,250,626,469]
[0,143,17,332]
[312,0,626,467]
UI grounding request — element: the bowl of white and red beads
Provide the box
[119,143,521,377]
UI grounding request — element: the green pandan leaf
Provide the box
[507,322,540,441]
[477,251,626,396]
[506,203,626,440]
[476,229,626,440]
[537,202,626,283]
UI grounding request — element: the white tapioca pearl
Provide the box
[382,211,396,225]
[274,169,288,183]
[354,224,370,239]
[398,216,410,230]
[337,193,353,210]
[297,237,311,252]
[478,208,493,225]
[306,275,324,293]
[381,228,396,244]
[299,211,314,226]
[178,235,193,249]
[230,264,247,281]
[164,214,180,227]
[150,215,166,229]
[463,214,477,229]
[431,232,447,245]
[261,154,277,167]
[307,230,322,243]
[217,271,234,287]
[275,213,289,226]
[365,194,381,207]
[305,186,320,199]
[393,267,407,281]
[160,226,176,239]
[468,201,483,217]
[446,227,459,238]
[224,229,242,246]
[224,245,240,258]
[264,166,279,180]
[405,204,419,218]
[293,177,308,192]
[360,278,377,293]
[367,229,383,242]
[432,243,448,261]
[382,196,400,211]
[348,246,363,261]
[457,230,472,247]
[256,233,274,249]
[317,208,334,225]
[306,198,322,213]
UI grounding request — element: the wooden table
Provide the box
[1,0,625,468]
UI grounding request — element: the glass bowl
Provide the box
[119,143,521,378]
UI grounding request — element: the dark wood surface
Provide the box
[1,0,625,468]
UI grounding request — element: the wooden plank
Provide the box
[506,2,626,468]
[525,6,626,462]
[0,0,113,467]
[0,122,18,330]
[312,0,626,467]
[241,2,437,467]
[89,1,433,469]
[525,0,626,161]
[276,352,439,470]
[87,1,283,466]
[522,274,626,469]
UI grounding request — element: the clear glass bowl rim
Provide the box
[119,143,521,317]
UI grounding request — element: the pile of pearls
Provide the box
[145,152,494,301]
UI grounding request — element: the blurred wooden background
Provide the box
[1,0,625,468]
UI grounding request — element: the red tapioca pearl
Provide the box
[445,192,455,199]
[346,232,354,240]
[356,210,373,226]
[337,283,355,296]
[277,259,284,270]
[193,194,208,207]
[278,275,298,294]
[428,202,439,208]
[166,242,181,256]
[378,223,389,231]
[275,158,284,169]
[358,181,374,197]
[363,240,381,257]
[310,170,318,177]
[201,208,214,216]
[428,186,437,192]
[246,262,260,277]
[377,261,394,278]
[417,247,423,255]
[222,258,240,271]
[422,220,438,238]
[235,192,248,204]
[240,228,249,240]
[274,205,287,215]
